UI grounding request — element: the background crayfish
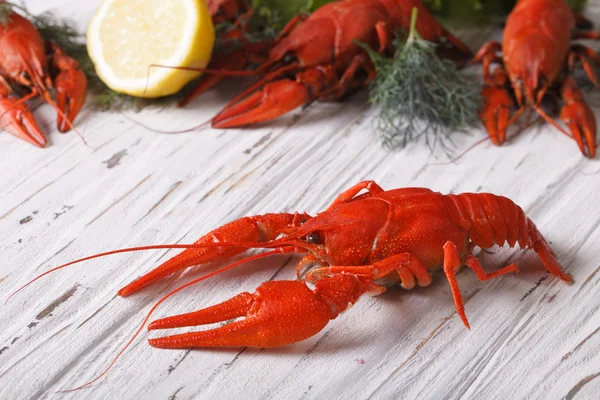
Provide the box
[474,0,600,158]
[0,8,87,147]
[181,0,472,128]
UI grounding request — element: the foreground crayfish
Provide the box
[17,181,572,350]
[194,0,472,128]
[0,10,87,147]
[473,0,599,158]
[143,182,572,348]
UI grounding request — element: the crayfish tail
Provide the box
[443,193,571,281]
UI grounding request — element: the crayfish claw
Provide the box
[54,68,87,133]
[149,280,332,348]
[480,68,514,145]
[48,42,87,133]
[212,80,311,128]
[560,78,597,158]
[149,276,367,349]
[0,97,46,147]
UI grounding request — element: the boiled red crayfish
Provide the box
[184,0,472,127]
[0,9,87,147]
[14,181,572,350]
[474,0,599,158]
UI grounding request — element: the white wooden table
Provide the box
[1,1,600,399]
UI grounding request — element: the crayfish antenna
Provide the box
[142,63,259,97]
[58,249,288,392]
[120,111,212,134]
[426,136,492,167]
[533,105,573,139]
[5,241,281,304]
[3,244,194,304]
[147,64,259,77]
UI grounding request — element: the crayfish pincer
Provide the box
[14,181,572,351]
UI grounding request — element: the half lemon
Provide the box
[87,0,214,98]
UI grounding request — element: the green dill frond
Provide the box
[363,8,481,152]
[252,0,312,31]
[213,0,313,49]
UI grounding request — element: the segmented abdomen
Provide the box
[442,193,545,250]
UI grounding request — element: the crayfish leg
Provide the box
[307,253,433,290]
[442,241,520,329]
[326,180,384,210]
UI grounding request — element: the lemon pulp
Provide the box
[87,0,214,98]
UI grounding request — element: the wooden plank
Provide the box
[0,1,599,399]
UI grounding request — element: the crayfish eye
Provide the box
[306,231,323,245]
[282,53,295,64]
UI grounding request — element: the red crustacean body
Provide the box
[143,181,572,348]
[201,0,472,128]
[474,0,599,157]
[0,10,87,147]
[502,0,573,97]
[15,181,572,351]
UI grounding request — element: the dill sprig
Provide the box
[253,0,312,31]
[363,8,481,152]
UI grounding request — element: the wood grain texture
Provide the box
[1,1,599,399]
